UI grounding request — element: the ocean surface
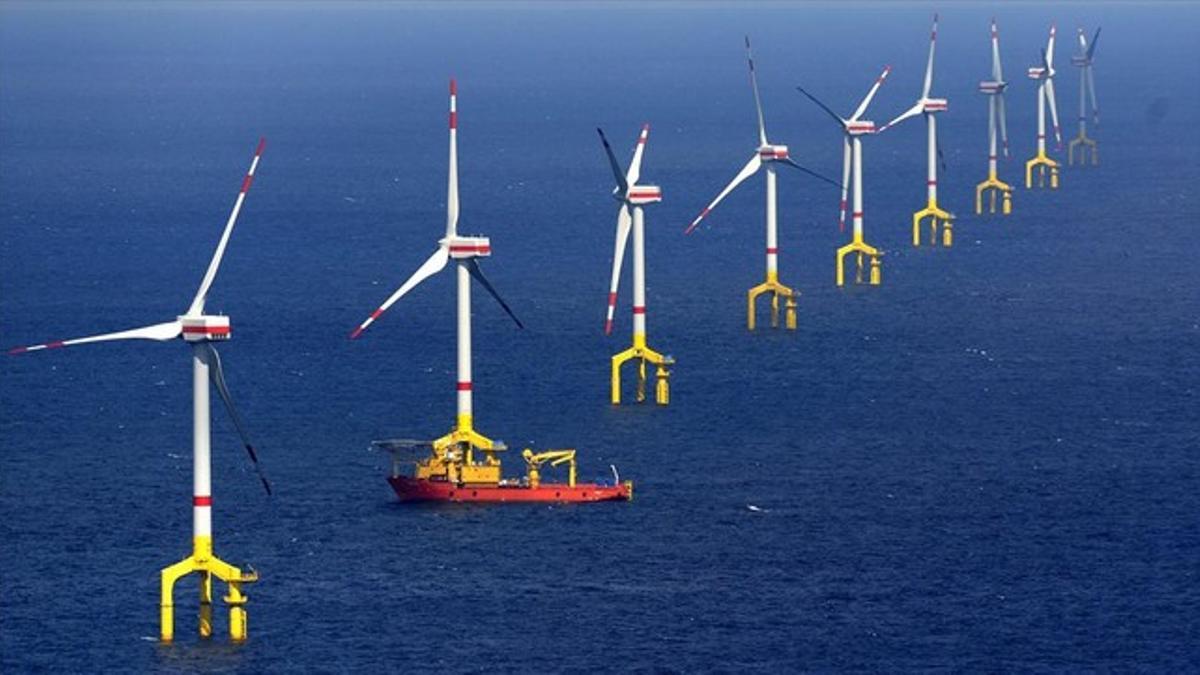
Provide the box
[2,2,1198,671]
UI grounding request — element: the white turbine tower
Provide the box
[10,139,271,644]
[1068,27,1101,165]
[599,124,673,406]
[976,17,1014,215]
[685,37,836,331]
[797,66,892,287]
[881,14,954,247]
[350,79,523,487]
[1025,24,1063,189]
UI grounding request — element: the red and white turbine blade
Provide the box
[684,153,762,235]
[447,79,459,238]
[998,92,1010,157]
[187,138,265,316]
[604,205,632,335]
[850,66,891,122]
[626,124,649,188]
[349,246,449,339]
[9,320,181,354]
[922,13,938,99]
[838,137,850,232]
[1087,67,1099,125]
[882,101,923,132]
[745,36,768,146]
[991,18,1004,82]
[1045,77,1062,148]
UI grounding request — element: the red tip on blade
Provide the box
[349,327,364,340]
[8,346,28,355]
[255,137,266,156]
[450,78,457,95]
[604,319,613,335]
[642,123,650,132]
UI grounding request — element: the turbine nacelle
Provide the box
[1027,66,1052,80]
[444,235,492,259]
[180,315,231,343]
[921,98,948,113]
[626,185,662,205]
[846,121,877,136]
[757,144,790,161]
[1070,56,1092,67]
[978,80,1007,94]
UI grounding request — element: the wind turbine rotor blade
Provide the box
[795,85,847,130]
[881,101,924,132]
[1047,26,1056,69]
[1087,27,1101,61]
[605,205,632,334]
[1077,27,1088,54]
[851,66,892,122]
[922,13,938,99]
[683,153,762,235]
[998,93,1010,157]
[1087,67,1099,125]
[780,157,840,189]
[447,79,460,238]
[349,245,450,339]
[745,36,768,146]
[626,124,649,188]
[1041,48,1051,75]
[204,343,271,496]
[839,136,851,231]
[9,320,182,354]
[596,128,629,196]
[991,18,1004,82]
[187,138,265,316]
[1045,77,1062,147]
[465,258,523,330]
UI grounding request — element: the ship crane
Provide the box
[522,449,577,489]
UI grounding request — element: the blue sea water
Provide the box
[2,1,1199,671]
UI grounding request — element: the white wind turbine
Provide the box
[796,66,892,287]
[9,139,271,644]
[1068,26,1101,165]
[685,37,836,331]
[881,13,954,247]
[1025,24,1063,189]
[976,17,1014,215]
[598,124,673,406]
[350,79,523,485]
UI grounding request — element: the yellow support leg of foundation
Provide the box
[835,237,881,288]
[912,201,954,248]
[1025,151,1060,190]
[747,272,798,331]
[976,174,1013,215]
[1068,132,1098,166]
[160,536,258,643]
[612,334,674,406]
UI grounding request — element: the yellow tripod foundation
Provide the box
[422,415,503,485]
[1068,132,1097,166]
[611,334,673,405]
[1025,151,1059,189]
[835,236,882,287]
[976,174,1013,215]
[747,272,797,331]
[160,536,257,642]
[912,200,954,247]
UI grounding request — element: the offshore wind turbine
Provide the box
[1068,26,1101,166]
[976,17,1014,215]
[1025,24,1063,189]
[685,37,835,331]
[599,124,674,406]
[350,79,524,490]
[881,13,954,247]
[9,139,271,643]
[797,66,892,287]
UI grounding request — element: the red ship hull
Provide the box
[387,475,631,503]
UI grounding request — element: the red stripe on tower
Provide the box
[632,306,646,315]
[852,211,864,218]
[766,247,778,255]
[457,382,472,391]
[194,496,212,507]
[927,180,937,186]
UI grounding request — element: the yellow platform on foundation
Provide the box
[912,201,954,247]
[1025,152,1060,189]
[161,536,257,643]
[612,334,673,405]
[975,175,1013,215]
[1068,132,1098,166]
[747,273,797,331]
[417,417,503,483]
[835,237,882,287]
